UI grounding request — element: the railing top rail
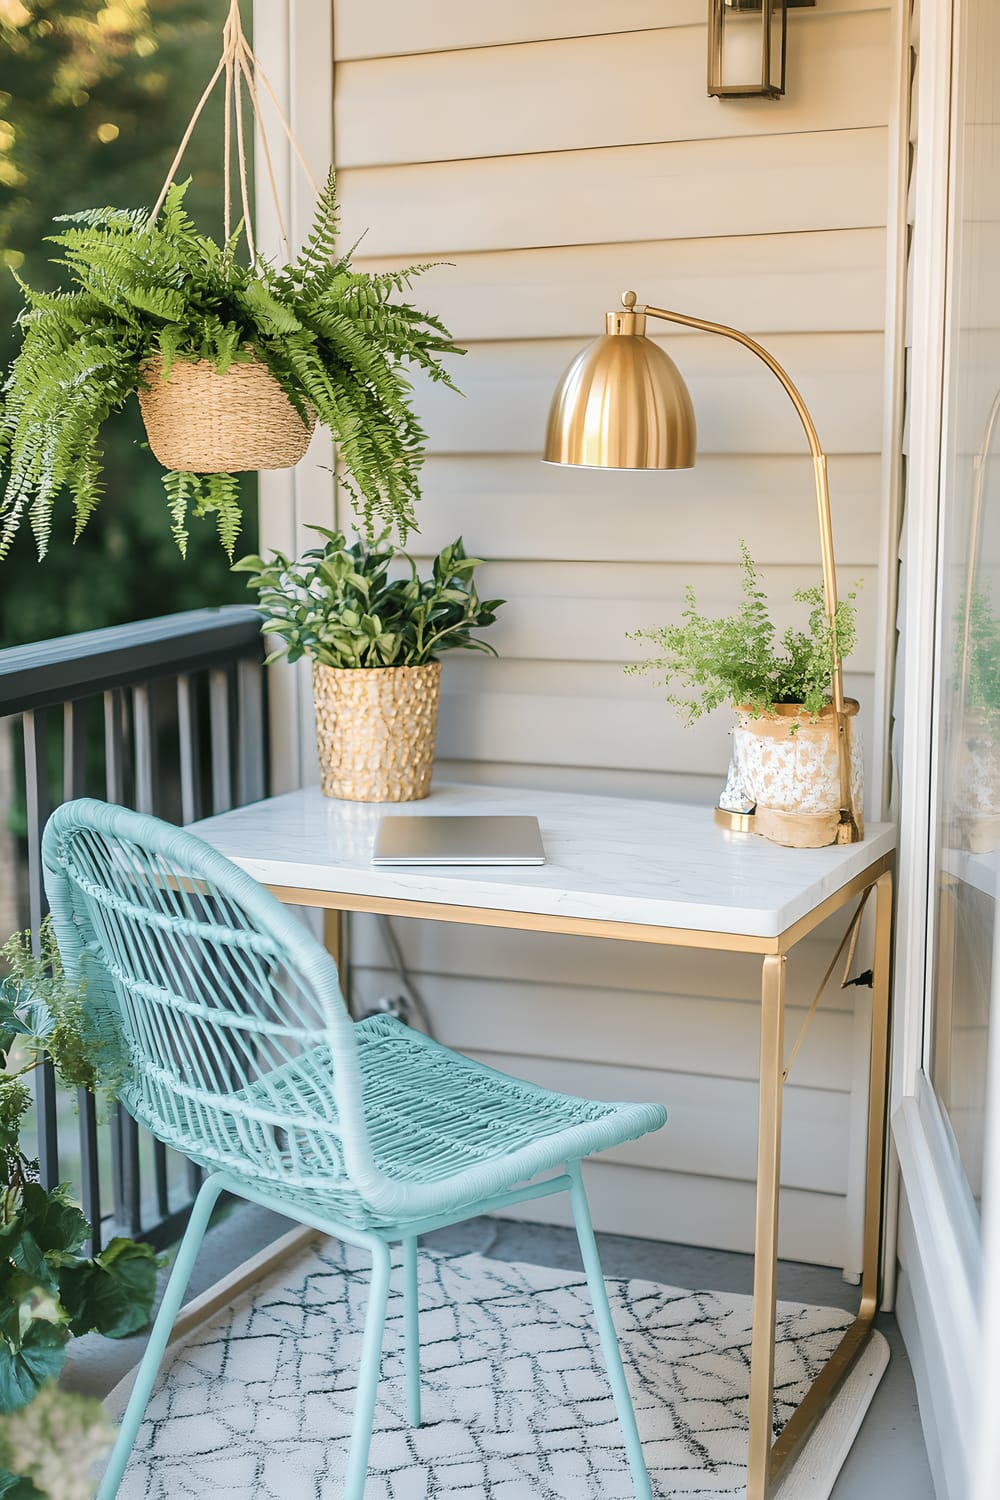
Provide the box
[0,606,264,715]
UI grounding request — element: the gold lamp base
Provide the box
[715,805,863,846]
[715,807,756,834]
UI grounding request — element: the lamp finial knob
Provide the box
[622,290,638,311]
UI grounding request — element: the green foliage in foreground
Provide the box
[627,541,859,721]
[0,1382,114,1500]
[1,172,460,561]
[234,528,505,669]
[0,919,156,1484]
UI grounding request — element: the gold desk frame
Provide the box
[267,851,894,1500]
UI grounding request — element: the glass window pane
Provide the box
[929,0,1000,1213]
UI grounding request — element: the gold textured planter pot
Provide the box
[312,661,441,803]
[726,699,865,849]
[138,355,315,473]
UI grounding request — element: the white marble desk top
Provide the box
[189,782,895,942]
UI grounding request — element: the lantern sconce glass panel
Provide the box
[707,0,815,100]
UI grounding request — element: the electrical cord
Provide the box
[377,914,436,1039]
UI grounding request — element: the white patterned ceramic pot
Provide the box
[721,700,864,848]
[312,661,441,802]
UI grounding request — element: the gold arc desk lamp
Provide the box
[544,290,861,844]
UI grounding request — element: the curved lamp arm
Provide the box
[641,300,857,841]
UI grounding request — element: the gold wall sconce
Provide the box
[543,290,861,844]
[708,0,815,100]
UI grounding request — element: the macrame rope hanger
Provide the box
[149,0,319,264]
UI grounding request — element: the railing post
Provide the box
[132,684,157,816]
[103,688,128,805]
[237,659,266,805]
[22,708,50,940]
[209,668,233,814]
[176,674,201,825]
[64,699,103,1253]
[22,708,59,1191]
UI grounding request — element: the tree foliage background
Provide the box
[0,0,258,648]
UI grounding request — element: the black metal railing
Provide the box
[0,606,266,1249]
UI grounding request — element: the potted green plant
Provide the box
[0,172,459,560]
[234,528,505,802]
[0,920,158,1497]
[628,543,863,848]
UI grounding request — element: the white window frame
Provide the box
[252,0,335,794]
[891,0,1000,1493]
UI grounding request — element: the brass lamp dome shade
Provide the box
[543,310,697,470]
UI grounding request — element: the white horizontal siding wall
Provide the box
[311,0,897,1264]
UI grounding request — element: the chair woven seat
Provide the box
[232,1013,664,1228]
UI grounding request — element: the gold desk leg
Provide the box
[323,910,350,1010]
[747,952,787,1500]
[760,868,894,1494]
[860,869,892,1317]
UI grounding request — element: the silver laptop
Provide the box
[372,815,545,866]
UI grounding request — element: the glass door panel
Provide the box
[928,0,1000,1213]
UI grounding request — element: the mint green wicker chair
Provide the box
[42,799,667,1500]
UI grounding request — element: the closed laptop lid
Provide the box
[372,814,545,865]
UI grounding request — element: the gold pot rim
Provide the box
[734,697,860,720]
[311,660,442,677]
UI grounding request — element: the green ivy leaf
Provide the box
[0,1325,67,1415]
[0,1464,43,1498]
[0,991,29,1066]
[58,1238,157,1340]
[7,1239,49,1295]
[18,1187,88,1259]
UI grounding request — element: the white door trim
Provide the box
[252,0,335,793]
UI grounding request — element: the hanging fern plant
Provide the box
[0,171,460,559]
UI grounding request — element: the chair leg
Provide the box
[567,1162,653,1500]
[344,1239,392,1500]
[95,1173,226,1500]
[402,1235,421,1427]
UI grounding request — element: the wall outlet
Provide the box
[360,993,411,1025]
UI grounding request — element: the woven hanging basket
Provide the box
[138,355,315,474]
[313,661,441,803]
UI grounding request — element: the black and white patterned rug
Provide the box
[110,1239,888,1499]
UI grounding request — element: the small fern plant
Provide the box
[0,172,460,559]
[627,541,859,722]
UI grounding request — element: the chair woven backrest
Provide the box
[42,800,374,1202]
